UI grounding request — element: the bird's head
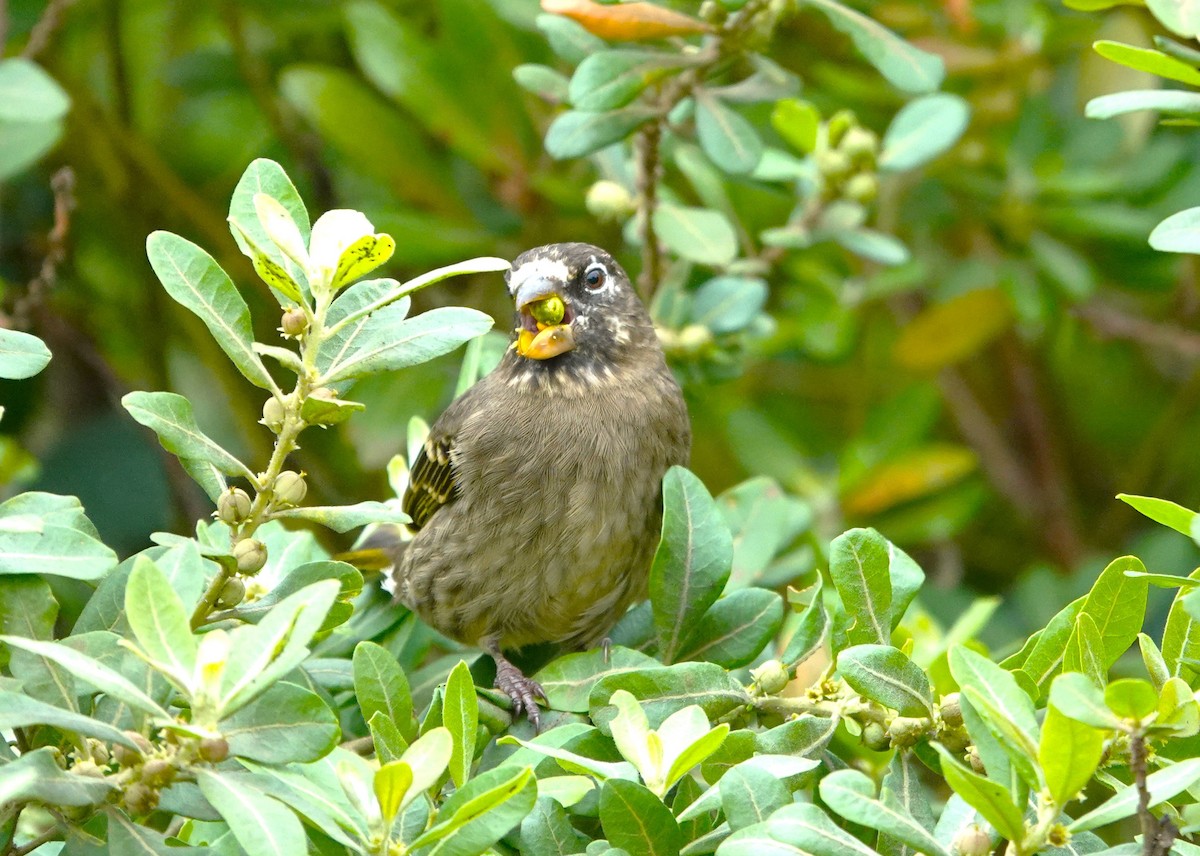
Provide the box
[505,243,651,367]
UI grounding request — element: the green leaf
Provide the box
[591,662,750,731]
[0,328,51,380]
[0,634,170,719]
[781,578,828,667]
[1017,595,1085,693]
[122,391,254,482]
[124,555,197,687]
[538,13,607,63]
[650,467,734,663]
[0,115,63,181]
[1149,207,1200,255]
[679,756,820,821]
[220,681,340,763]
[1093,40,1200,85]
[498,733,638,781]
[1062,612,1104,691]
[1104,678,1158,720]
[1146,0,1200,39]
[318,304,494,386]
[370,712,408,763]
[232,560,362,630]
[145,231,276,391]
[771,99,820,154]
[690,277,768,335]
[353,641,415,741]
[932,745,1025,843]
[720,765,791,831]
[272,501,410,533]
[1078,556,1148,669]
[197,770,306,856]
[0,58,70,122]
[1040,703,1104,807]
[818,770,949,856]
[0,747,114,808]
[601,778,684,856]
[1161,567,1200,682]
[1068,757,1200,832]
[0,498,117,580]
[108,809,194,856]
[1139,632,1171,689]
[833,229,910,266]
[534,646,659,713]
[521,797,590,856]
[514,64,570,102]
[0,690,141,749]
[837,644,933,717]
[569,50,688,111]
[752,802,881,856]
[653,204,739,267]
[1047,672,1121,730]
[536,775,596,809]
[695,91,764,175]
[804,0,944,94]
[409,765,538,856]
[755,715,837,758]
[677,588,783,668]
[402,726,454,805]
[375,760,413,828]
[949,646,1040,765]
[878,93,970,172]
[445,659,479,788]
[544,106,657,159]
[828,528,892,647]
[1086,89,1200,119]
[228,158,311,299]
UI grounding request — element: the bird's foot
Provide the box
[490,650,547,731]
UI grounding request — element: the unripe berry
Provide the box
[750,660,791,695]
[262,397,286,432]
[233,539,268,575]
[816,149,852,181]
[273,471,307,507]
[198,736,230,763]
[826,109,856,147]
[952,824,991,856]
[677,324,713,354]
[839,126,879,162]
[217,487,252,525]
[940,693,964,728]
[844,173,878,205]
[141,758,175,786]
[862,721,890,751]
[124,782,159,816]
[585,180,636,222]
[217,577,246,608]
[280,307,308,337]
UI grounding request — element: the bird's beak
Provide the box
[513,276,576,360]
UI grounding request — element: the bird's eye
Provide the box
[584,264,607,291]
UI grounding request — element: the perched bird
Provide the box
[393,243,690,726]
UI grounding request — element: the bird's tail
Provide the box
[334,524,408,573]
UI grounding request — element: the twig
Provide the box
[10,167,75,329]
[634,123,664,298]
[1129,731,1178,856]
[0,0,10,55]
[1077,303,1200,361]
[8,823,62,856]
[20,0,74,59]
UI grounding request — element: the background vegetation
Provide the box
[5,0,1200,853]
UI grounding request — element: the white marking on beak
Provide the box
[508,257,570,296]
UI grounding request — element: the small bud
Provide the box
[1046,824,1069,848]
[124,782,159,816]
[273,470,307,507]
[310,386,337,401]
[967,745,986,774]
[677,324,713,354]
[816,149,853,181]
[141,758,175,786]
[280,307,308,338]
[952,823,991,856]
[843,173,878,205]
[750,660,791,695]
[839,126,879,162]
[217,488,253,525]
[198,736,230,763]
[940,693,963,728]
[862,721,890,751]
[217,577,246,608]
[86,738,110,765]
[262,397,287,432]
[826,109,856,147]
[233,538,268,575]
[585,180,636,222]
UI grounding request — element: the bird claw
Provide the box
[494,658,547,731]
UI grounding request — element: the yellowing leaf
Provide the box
[843,445,976,516]
[333,233,396,291]
[541,0,709,41]
[893,288,1011,371]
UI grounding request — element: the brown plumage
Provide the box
[395,243,690,726]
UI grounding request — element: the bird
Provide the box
[385,242,690,727]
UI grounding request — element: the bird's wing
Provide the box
[404,429,458,531]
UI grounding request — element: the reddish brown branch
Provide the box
[20,0,74,59]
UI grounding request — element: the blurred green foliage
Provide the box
[3,0,1200,639]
